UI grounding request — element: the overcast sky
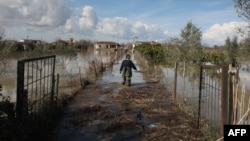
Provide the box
[0,0,248,46]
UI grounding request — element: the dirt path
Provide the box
[51,54,208,141]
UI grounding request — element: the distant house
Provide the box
[94,41,120,50]
[67,38,76,44]
[18,39,42,51]
[19,39,42,44]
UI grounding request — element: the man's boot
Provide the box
[127,79,131,86]
[121,78,125,85]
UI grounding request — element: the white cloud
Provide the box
[4,1,244,46]
[97,17,132,38]
[144,24,165,41]
[0,0,71,26]
[131,22,147,36]
[95,17,166,41]
[64,5,98,34]
[203,22,248,46]
[79,6,98,31]
[64,17,78,32]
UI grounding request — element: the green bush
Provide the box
[135,42,167,65]
[0,40,18,53]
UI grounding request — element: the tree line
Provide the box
[135,0,250,67]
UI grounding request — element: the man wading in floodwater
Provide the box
[119,54,137,86]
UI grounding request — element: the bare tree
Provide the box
[0,26,5,40]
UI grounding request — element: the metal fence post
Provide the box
[16,60,25,122]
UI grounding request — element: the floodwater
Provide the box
[161,62,250,98]
[2,49,250,140]
[0,49,147,102]
[1,49,250,126]
[161,62,250,125]
[1,50,250,103]
[0,49,125,102]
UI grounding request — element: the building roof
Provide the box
[96,41,118,45]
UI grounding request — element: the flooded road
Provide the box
[1,50,250,140]
[53,52,146,141]
[52,52,207,141]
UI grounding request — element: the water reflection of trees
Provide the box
[176,62,200,86]
[0,60,7,76]
[56,54,77,69]
[240,63,250,72]
[0,48,11,76]
[176,62,222,87]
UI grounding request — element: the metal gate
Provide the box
[197,65,230,134]
[16,55,56,125]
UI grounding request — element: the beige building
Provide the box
[94,41,120,50]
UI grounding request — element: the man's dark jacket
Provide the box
[120,59,137,74]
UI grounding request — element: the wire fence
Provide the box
[16,55,57,141]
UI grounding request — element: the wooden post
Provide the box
[174,62,178,100]
[51,57,56,103]
[0,84,2,94]
[197,65,203,128]
[221,66,229,135]
[56,74,60,99]
[229,72,234,124]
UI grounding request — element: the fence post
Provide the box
[174,62,178,100]
[197,65,203,128]
[221,65,229,135]
[16,60,25,123]
[228,63,236,124]
[56,74,60,100]
[0,84,2,95]
[229,72,235,124]
[51,57,56,103]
